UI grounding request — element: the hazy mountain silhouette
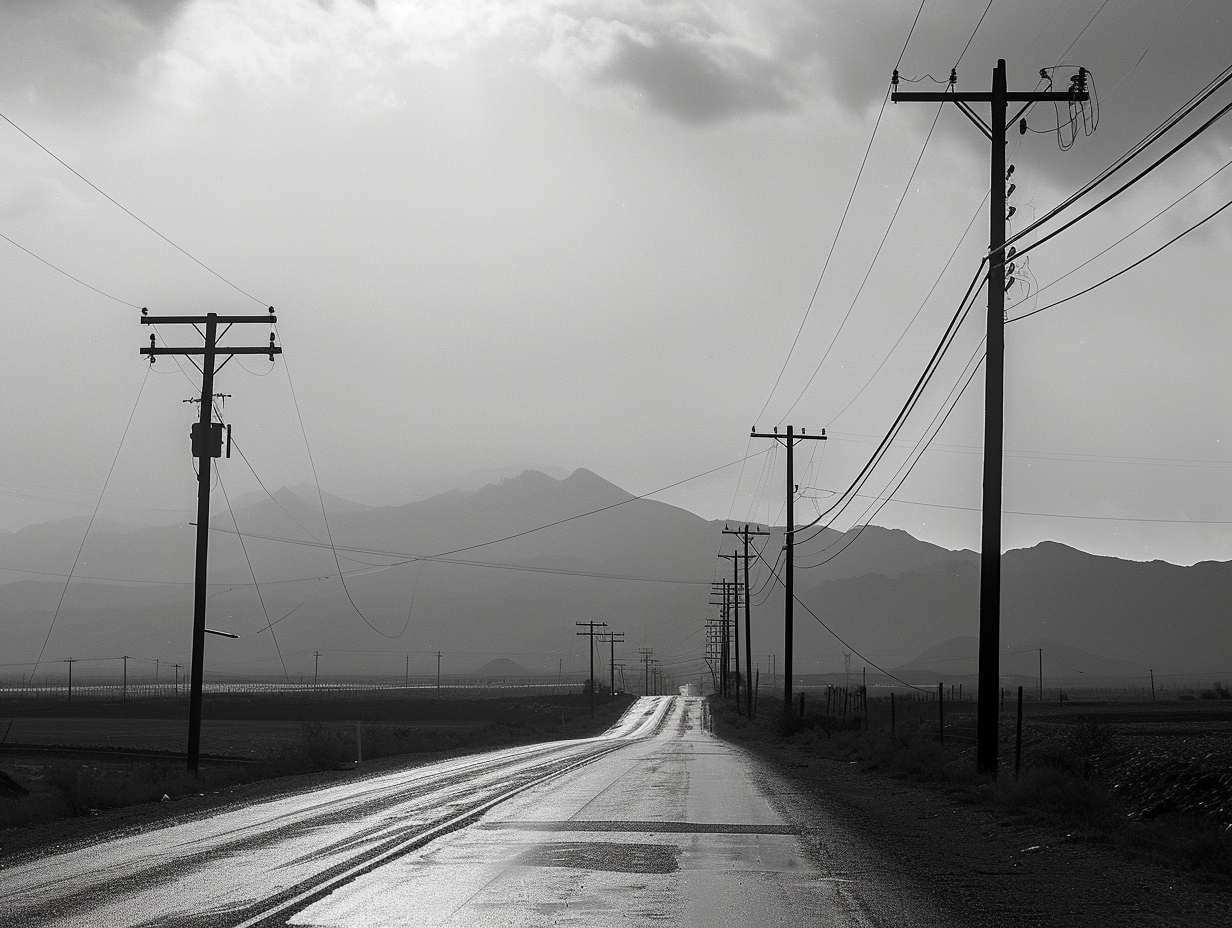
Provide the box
[2,468,1230,683]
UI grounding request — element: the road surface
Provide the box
[3,697,922,926]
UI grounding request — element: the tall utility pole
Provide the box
[719,554,742,711]
[575,621,607,718]
[599,632,625,700]
[639,648,654,697]
[64,658,76,706]
[122,655,128,703]
[314,650,321,689]
[893,62,1087,774]
[724,524,769,719]
[142,307,281,775]
[436,651,442,699]
[749,426,826,713]
[710,582,729,696]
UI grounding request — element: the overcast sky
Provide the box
[1,0,1231,566]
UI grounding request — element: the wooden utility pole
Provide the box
[719,554,743,712]
[893,62,1088,774]
[576,621,607,717]
[710,582,731,697]
[749,426,825,713]
[142,308,281,775]
[639,648,653,697]
[723,524,769,718]
[599,631,625,700]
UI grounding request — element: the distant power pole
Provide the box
[599,631,625,700]
[64,658,76,706]
[576,621,608,717]
[436,651,442,698]
[710,582,729,696]
[749,426,826,714]
[314,650,321,689]
[719,554,743,712]
[724,524,769,719]
[893,61,1088,775]
[122,654,129,703]
[639,648,654,697]
[142,307,281,776]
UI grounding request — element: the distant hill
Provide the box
[475,658,531,677]
[2,466,1231,685]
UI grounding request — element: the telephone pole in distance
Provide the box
[749,426,825,714]
[723,524,769,719]
[576,621,608,717]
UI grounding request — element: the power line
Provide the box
[0,230,142,309]
[1008,193,1232,324]
[1006,64,1232,254]
[0,110,266,305]
[753,87,894,426]
[781,100,947,422]
[29,366,150,681]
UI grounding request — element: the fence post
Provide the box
[938,682,944,746]
[1015,686,1024,777]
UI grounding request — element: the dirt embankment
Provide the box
[724,699,1232,928]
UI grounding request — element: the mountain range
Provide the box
[2,468,1229,686]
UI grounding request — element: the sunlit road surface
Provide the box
[3,697,863,926]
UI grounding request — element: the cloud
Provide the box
[0,0,195,114]
[533,0,815,124]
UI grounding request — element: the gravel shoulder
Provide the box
[742,739,1232,928]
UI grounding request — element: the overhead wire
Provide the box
[1008,193,1232,324]
[0,230,143,309]
[791,260,989,539]
[0,110,266,306]
[750,544,927,692]
[780,99,947,423]
[1022,154,1232,304]
[753,0,929,426]
[1006,63,1232,254]
[27,365,150,683]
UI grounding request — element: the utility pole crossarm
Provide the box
[890,91,1086,102]
[141,314,278,324]
[142,347,281,356]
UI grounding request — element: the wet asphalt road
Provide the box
[3,697,909,926]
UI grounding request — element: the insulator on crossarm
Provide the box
[1004,276,1015,292]
[1006,183,1016,198]
[892,69,899,86]
[1019,119,1028,135]
[949,68,957,86]
[1006,205,1016,220]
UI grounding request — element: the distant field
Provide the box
[0,718,482,758]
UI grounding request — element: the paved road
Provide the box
[3,697,909,926]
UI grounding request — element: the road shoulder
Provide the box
[736,739,1232,928]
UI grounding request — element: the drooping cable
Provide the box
[0,231,142,309]
[1008,193,1232,324]
[0,111,266,306]
[781,100,948,422]
[28,365,149,681]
